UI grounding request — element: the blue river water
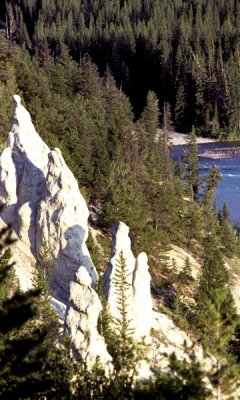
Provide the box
[172,141,240,223]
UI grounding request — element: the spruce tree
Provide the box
[218,202,237,258]
[102,252,147,398]
[161,102,173,182]
[200,289,240,399]
[137,90,160,158]
[0,227,71,399]
[185,126,200,201]
[107,252,138,374]
[195,249,234,333]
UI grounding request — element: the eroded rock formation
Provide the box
[103,221,153,343]
[65,267,112,368]
[0,95,207,375]
[0,95,97,298]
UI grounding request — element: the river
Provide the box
[172,141,240,223]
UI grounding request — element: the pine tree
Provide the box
[178,257,194,286]
[201,166,222,252]
[200,289,240,399]
[108,252,136,374]
[218,202,237,258]
[138,90,159,156]
[195,249,232,325]
[182,200,203,252]
[211,101,220,138]
[161,102,173,182]
[103,252,147,397]
[141,346,209,399]
[185,126,200,201]
[0,247,16,303]
[0,226,71,399]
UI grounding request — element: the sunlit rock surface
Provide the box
[103,221,153,342]
[0,95,97,299]
[65,267,112,368]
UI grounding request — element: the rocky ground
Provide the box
[2,96,240,394]
[168,131,216,146]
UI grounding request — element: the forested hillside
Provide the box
[1,2,240,398]
[1,0,240,135]
[0,1,239,256]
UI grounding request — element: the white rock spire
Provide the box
[0,95,97,297]
[103,221,153,342]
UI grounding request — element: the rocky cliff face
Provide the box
[65,267,112,368]
[0,96,207,373]
[0,95,97,299]
[103,222,153,343]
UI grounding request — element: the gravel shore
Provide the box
[168,132,216,146]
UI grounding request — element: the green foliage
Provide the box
[163,257,195,327]
[197,250,229,302]
[185,126,200,201]
[0,247,16,303]
[0,13,231,258]
[178,257,194,286]
[195,249,235,339]
[0,4,239,396]
[0,227,71,399]
[2,0,240,134]
[138,90,160,155]
[86,230,103,273]
[202,166,222,207]
[98,253,148,397]
[37,240,54,285]
[218,202,238,258]
[150,349,209,400]
[182,200,203,252]
[200,288,240,399]
[106,252,143,375]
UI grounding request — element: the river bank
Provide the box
[168,132,216,146]
[172,141,240,222]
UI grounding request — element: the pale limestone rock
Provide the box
[151,311,194,370]
[166,245,201,279]
[36,148,97,299]
[0,95,101,370]
[152,311,192,348]
[104,222,135,325]
[226,258,240,314]
[76,268,92,287]
[0,147,17,206]
[0,95,97,301]
[103,222,153,379]
[133,252,152,341]
[104,222,152,342]
[0,219,34,291]
[0,95,50,239]
[9,95,49,207]
[9,95,50,173]
[65,268,112,368]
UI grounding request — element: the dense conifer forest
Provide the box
[0,1,240,398]
[1,0,240,134]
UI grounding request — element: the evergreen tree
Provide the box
[0,227,71,399]
[1,0,239,134]
[200,289,240,399]
[182,200,203,252]
[195,249,232,325]
[200,166,222,252]
[218,202,237,258]
[135,345,209,399]
[161,102,173,182]
[138,90,159,156]
[106,252,144,378]
[185,126,200,201]
[178,257,194,286]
